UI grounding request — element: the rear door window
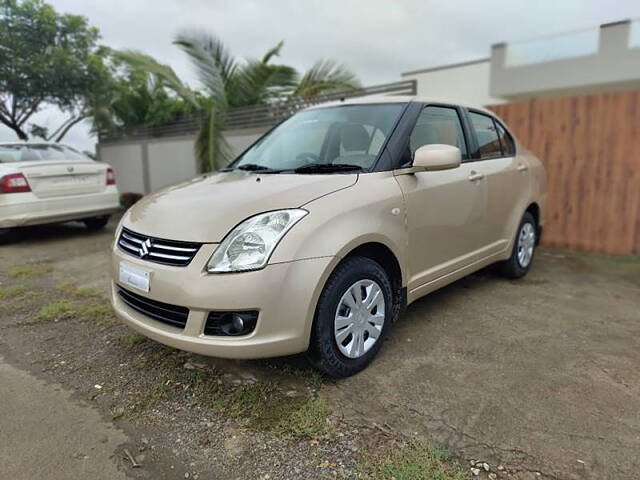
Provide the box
[469,112,502,159]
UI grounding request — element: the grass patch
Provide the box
[32,299,77,323]
[78,304,116,326]
[126,349,331,439]
[31,300,115,325]
[75,287,102,298]
[55,282,76,294]
[7,264,51,279]
[0,284,27,299]
[214,383,331,439]
[357,441,467,480]
[56,283,103,298]
[120,331,147,347]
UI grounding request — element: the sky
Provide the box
[2,0,639,152]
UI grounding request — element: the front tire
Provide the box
[83,215,110,231]
[307,256,393,378]
[500,212,537,279]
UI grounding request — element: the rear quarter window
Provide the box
[469,112,502,159]
[496,122,516,156]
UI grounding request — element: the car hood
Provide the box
[123,171,358,242]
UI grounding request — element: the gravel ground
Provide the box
[1,218,639,479]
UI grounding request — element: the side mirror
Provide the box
[413,144,461,171]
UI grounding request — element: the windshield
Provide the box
[0,144,91,163]
[230,104,405,172]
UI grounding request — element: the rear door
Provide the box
[394,105,488,290]
[466,111,530,251]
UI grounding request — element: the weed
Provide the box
[32,300,77,323]
[357,441,467,480]
[75,287,102,298]
[30,300,115,325]
[215,383,331,439]
[7,264,51,279]
[55,282,76,294]
[56,283,103,298]
[120,331,147,347]
[78,304,116,326]
[0,284,27,299]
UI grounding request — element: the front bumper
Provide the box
[110,242,334,359]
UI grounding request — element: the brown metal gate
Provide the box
[489,90,640,255]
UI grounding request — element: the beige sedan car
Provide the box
[111,97,546,377]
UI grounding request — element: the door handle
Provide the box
[516,164,528,172]
[468,171,484,182]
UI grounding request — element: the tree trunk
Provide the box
[0,116,29,141]
[13,125,28,141]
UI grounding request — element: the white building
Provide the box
[402,19,640,107]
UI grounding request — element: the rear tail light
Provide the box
[106,168,116,185]
[1,173,31,193]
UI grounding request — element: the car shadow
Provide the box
[240,263,506,381]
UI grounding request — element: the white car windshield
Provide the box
[0,144,91,163]
[230,104,405,172]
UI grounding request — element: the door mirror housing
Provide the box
[413,144,461,171]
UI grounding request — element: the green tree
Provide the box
[120,32,361,172]
[0,0,110,141]
[97,66,200,131]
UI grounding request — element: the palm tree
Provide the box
[118,32,360,172]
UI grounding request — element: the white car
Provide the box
[0,142,120,241]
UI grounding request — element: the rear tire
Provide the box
[500,212,537,279]
[307,256,393,378]
[83,215,110,231]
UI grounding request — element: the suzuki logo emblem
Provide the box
[138,239,152,258]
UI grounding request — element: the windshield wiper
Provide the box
[293,163,362,174]
[235,163,282,173]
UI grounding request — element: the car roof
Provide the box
[304,95,495,116]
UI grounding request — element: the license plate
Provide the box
[119,261,150,292]
[51,175,92,184]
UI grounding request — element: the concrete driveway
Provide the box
[1,220,639,479]
[328,247,640,479]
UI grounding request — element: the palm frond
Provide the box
[236,60,297,105]
[174,30,236,108]
[292,59,361,99]
[261,40,284,64]
[114,50,199,108]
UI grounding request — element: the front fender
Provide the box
[270,172,408,285]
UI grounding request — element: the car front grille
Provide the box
[117,227,201,266]
[117,286,189,329]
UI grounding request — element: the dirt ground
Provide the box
[1,218,639,480]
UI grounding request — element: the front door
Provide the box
[394,105,488,292]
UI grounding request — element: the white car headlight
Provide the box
[207,209,308,273]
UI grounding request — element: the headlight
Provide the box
[207,209,308,273]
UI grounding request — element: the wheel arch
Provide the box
[525,202,541,244]
[331,239,407,323]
